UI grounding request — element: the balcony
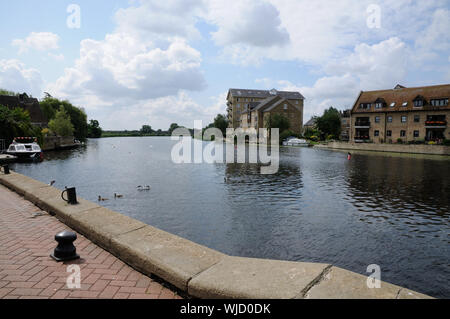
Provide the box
[354,121,371,128]
[425,120,447,128]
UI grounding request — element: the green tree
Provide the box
[265,113,290,133]
[140,125,153,135]
[87,119,103,138]
[315,107,341,140]
[0,105,42,145]
[48,107,74,137]
[40,97,88,139]
[0,88,18,96]
[168,123,180,134]
[213,114,229,135]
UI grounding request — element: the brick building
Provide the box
[0,93,48,127]
[350,84,450,143]
[226,88,304,134]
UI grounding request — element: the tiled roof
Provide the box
[352,84,450,113]
[228,88,305,100]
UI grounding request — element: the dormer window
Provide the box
[374,98,386,109]
[270,89,277,95]
[430,98,449,106]
[413,95,425,107]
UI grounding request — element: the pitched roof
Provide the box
[351,84,450,114]
[228,88,304,100]
[304,118,316,126]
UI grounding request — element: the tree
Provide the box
[0,88,18,96]
[168,123,180,134]
[40,97,88,139]
[140,125,153,135]
[213,114,229,135]
[315,107,341,140]
[0,105,42,145]
[87,120,103,138]
[48,107,74,137]
[265,113,290,133]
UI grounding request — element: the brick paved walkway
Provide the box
[0,185,183,299]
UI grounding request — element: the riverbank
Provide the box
[0,170,433,299]
[315,141,450,156]
[0,183,182,299]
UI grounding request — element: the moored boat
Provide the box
[6,137,43,161]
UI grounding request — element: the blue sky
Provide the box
[1,0,449,130]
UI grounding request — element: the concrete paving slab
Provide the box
[304,266,403,299]
[188,256,330,299]
[111,226,225,291]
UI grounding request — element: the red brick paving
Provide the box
[0,184,183,299]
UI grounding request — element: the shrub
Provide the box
[397,138,403,144]
[443,139,450,146]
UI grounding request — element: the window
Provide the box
[414,100,423,107]
[402,102,408,107]
[237,98,240,102]
[414,115,420,122]
[387,116,393,123]
[284,104,288,110]
[414,131,419,138]
[431,98,449,106]
[375,116,380,123]
[390,102,396,107]
[401,116,407,123]
[374,130,380,137]
[359,103,371,109]
[375,103,382,109]
[400,130,406,137]
[387,130,392,137]
[295,100,299,104]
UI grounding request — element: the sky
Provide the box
[0,0,449,130]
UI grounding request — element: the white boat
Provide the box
[282,137,310,147]
[6,137,43,160]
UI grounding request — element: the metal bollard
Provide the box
[50,230,80,262]
[61,187,78,205]
[2,165,10,174]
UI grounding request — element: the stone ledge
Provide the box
[188,256,330,299]
[0,170,434,299]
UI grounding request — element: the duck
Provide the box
[143,185,151,191]
[49,180,56,186]
[114,193,123,198]
[98,196,109,201]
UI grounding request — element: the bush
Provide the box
[443,139,450,146]
[397,138,403,144]
[309,135,319,142]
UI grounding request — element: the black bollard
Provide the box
[50,230,80,262]
[61,187,78,205]
[2,165,10,175]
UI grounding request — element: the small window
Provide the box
[414,100,423,107]
[387,130,392,137]
[414,115,420,122]
[237,98,240,102]
[390,102,396,107]
[387,116,393,123]
[400,130,406,137]
[295,100,299,104]
[374,130,380,137]
[375,103,382,109]
[414,131,419,138]
[402,102,408,107]
[401,116,407,123]
[284,104,288,110]
[375,116,380,123]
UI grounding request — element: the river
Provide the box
[9,137,450,298]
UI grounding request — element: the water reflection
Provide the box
[9,137,450,298]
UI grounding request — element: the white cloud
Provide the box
[12,32,60,54]
[47,34,206,102]
[114,0,204,41]
[0,59,43,97]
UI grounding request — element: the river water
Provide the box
[9,137,450,298]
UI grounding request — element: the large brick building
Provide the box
[226,88,304,134]
[350,84,450,143]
